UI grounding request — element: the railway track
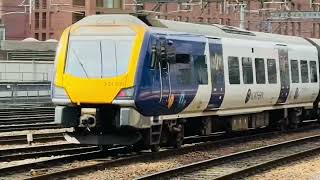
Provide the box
[19,130,287,179]
[0,116,54,125]
[0,123,61,132]
[0,133,64,145]
[1,126,318,179]
[137,134,320,180]
[0,144,99,162]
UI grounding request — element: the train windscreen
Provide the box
[65,36,135,78]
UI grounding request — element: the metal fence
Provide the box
[0,82,51,104]
[0,72,50,82]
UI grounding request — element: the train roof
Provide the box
[75,14,315,46]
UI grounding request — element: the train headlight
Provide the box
[115,87,135,100]
[52,86,71,105]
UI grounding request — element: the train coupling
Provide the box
[79,108,96,128]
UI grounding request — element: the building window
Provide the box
[318,24,320,38]
[42,0,47,9]
[267,59,277,84]
[219,18,223,25]
[300,60,309,83]
[226,18,231,26]
[242,57,253,84]
[185,17,189,22]
[49,12,53,29]
[297,22,301,35]
[72,12,85,24]
[35,12,40,29]
[42,33,46,41]
[290,60,299,83]
[284,22,288,35]
[228,56,240,84]
[310,61,318,83]
[96,0,121,8]
[35,33,39,40]
[42,12,46,29]
[50,33,54,39]
[73,0,85,6]
[255,58,266,84]
[35,0,40,9]
[291,22,295,36]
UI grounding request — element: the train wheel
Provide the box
[150,144,160,152]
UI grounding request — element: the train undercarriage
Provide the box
[55,105,320,152]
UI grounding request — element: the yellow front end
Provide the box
[52,24,146,105]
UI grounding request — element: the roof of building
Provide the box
[0,40,57,51]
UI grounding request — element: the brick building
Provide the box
[127,0,320,38]
[0,0,127,40]
[1,0,320,40]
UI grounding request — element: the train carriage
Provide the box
[52,14,320,151]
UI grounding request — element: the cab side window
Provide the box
[194,55,208,84]
[228,56,240,84]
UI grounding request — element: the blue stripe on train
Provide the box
[135,33,206,116]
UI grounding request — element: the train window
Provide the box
[255,58,266,84]
[175,54,194,86]
[300,60,309,83]
[228,56,240,84]
[242,57,253,84]
[267,59,277,84]
[310,61,318,83]
[193,55,208,84]
[290,60,299,83]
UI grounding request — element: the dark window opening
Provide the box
[255,58,266,84]
[194,55,208,84]
[300,60,309,83]
[35,12,39,29]
[228,56,240,84]
[310,61,318,83]
[242,57,253,84]
[72,12,85,24]
[175,54,193,86]
[42,12,46,29]
[73,0,85,6]
[290,60,299,83]
[267,59,277,84]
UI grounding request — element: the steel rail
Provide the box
[0,134,64,145]
[0,144,99,162]
[136,134,320,180]
[0,123,61,132]
[26,131,281,179]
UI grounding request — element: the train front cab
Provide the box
[51,22,151,145]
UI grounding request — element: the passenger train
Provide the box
[52,14,320,151]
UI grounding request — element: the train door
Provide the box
[206,38,225,109]
[158,35,173,109]
[276,45,290,104]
